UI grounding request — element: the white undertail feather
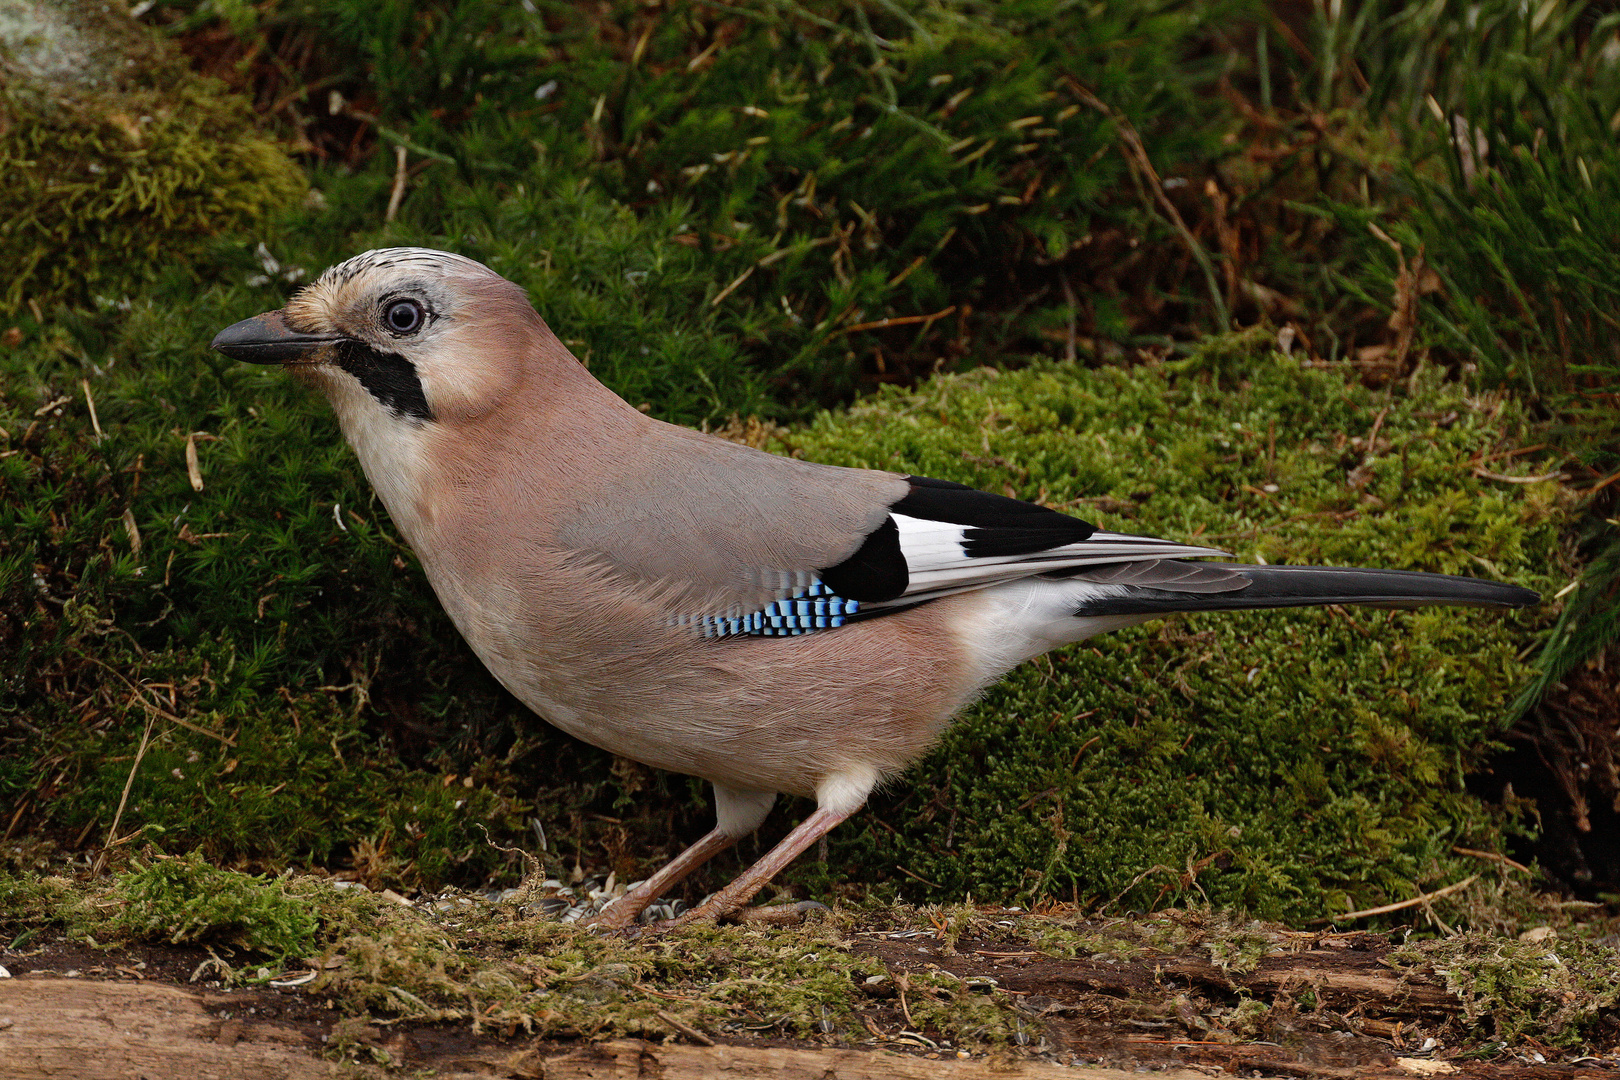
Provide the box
[713,785,777,837]
[946,577,1160,693]
[816,763,883,816]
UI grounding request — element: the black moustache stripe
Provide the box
[333,340,433,422]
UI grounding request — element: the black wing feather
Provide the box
[818,516,908,602]
[818,475,1104,601]
[896,476,1097,557]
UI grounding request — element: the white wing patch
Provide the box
[886,513,1227,608]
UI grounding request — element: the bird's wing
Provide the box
[823,476,1226,610]
[551,427,1223,636]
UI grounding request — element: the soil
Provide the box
[4,931,1615,1079]
[1474,650,1620,896]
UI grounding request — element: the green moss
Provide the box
[0,855,316,960]
[1017,907,1279,972]
[0,1,305,310]
[1225,996,1270,1038]
[7,603,533,886]
[102,852,319,960]
[1394,933,1620,1050]
[310,889,1020,1045]
[0,868,74,940]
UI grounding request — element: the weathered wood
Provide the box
[1160,951,1459,1013]
[0,978,344,1079]
[960,948,1456,1015]
[515,1040,1210,1079]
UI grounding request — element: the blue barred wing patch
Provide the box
[685,581,860,639]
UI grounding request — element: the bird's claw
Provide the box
[641,898,829,933]
[734,899,830,925]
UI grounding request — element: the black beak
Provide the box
[211,310,345,364]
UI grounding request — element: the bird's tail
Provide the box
[1058,559,1539,617]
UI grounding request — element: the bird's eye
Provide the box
[383,299,425,335]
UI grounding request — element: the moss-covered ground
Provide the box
[3,0,1619,1067]
[4,856,1618,1062]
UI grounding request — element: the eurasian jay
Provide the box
[212,248,1539,928]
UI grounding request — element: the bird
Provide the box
[211,247,1540,929]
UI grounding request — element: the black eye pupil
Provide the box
[386,300,423,333]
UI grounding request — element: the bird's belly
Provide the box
[428,574,981,798]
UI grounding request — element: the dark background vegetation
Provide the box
[3,0,1619,923]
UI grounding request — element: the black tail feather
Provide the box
[1069,561,1539,617]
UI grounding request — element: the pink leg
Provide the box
[589,827,738,930]
[667,805,855,927]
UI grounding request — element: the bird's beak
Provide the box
[211,310,346,365]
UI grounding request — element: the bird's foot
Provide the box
[733,899,830,926]
[645,899,830,933]
[584,894,654,934]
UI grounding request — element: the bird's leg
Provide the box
[589,827,739,930]
[665,804,856,927]
[590,785,775,930]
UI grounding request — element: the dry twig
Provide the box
[1321,874,1480,923]
[843,306,955,335]
[385,145,408,223]
[81,379,103,442]
[92,710,157,876]
[655,1009,716,1047]
[1451,846,1530,874]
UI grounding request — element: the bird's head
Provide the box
[212,248,547,426]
